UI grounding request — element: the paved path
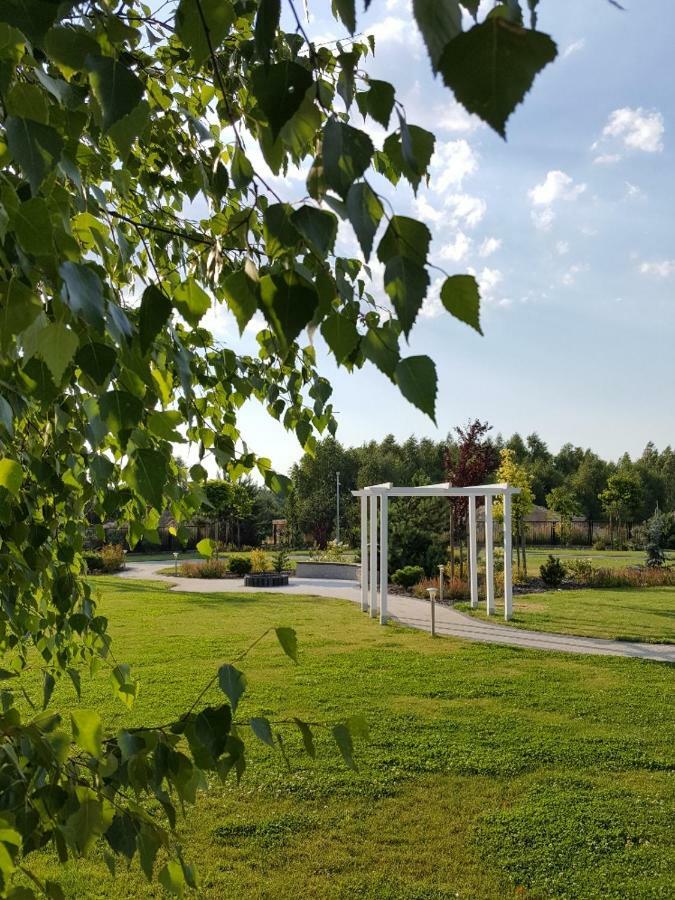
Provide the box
[117,562,675,664]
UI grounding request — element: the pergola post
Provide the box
[468,495,478,609]
[503,490,513,621]
[379,492,388,624]
[360,494,368,613]
[484,495,495,615]
[369,492,378,618]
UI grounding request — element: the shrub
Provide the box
[593,539,607,551]
[100,544,125,573]
[565,558,595,583]
[585,566,675,589]
[179,560,228,578]
[272,549,289,573]
[444,576,470,601]
[250,549,270,573]
[391,565,425,590]
[312,541,349,562]
[540,554,567,588]
[412,577,439,599]
[228,556,252,576]
[83,551,104,573]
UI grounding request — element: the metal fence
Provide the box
[491,520,634,548]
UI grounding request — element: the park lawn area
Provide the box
[459,586,675,644]
[23,578,674,900]
[525,548,674,571]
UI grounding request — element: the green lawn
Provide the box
[525,548,674,571]
[459,587,675,644]
[24,578,675,899]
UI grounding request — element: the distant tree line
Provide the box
[287,427,675,564]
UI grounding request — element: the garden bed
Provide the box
[244,572,289,587]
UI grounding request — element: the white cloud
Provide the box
[593,153,621,165]
[439,231,471,263]
[561,263,588,286]
[562,38,586,59]
[431,139,478,191]
[639,260,675,278]
[598,107,665,155]
[556,240,570,256]
[443,193,487,228]
[624,181,643,199]
[367,14,421,51]
[413,195,445,225]
[479,237,501,258]
[528,170,586,230]
[420,275,444,319]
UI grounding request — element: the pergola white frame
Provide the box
[352,483,521,624]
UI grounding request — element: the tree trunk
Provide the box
[449,503,455,580]
[521,525,527,576]
[459,538,464,580]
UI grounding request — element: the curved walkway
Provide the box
[117,562,675,664]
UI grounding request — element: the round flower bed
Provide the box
[244,572,289,587]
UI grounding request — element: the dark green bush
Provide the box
[391,565,425,590]
[540,555,567,588]
[228,556,252,576]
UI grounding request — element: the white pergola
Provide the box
[351,482,521,625]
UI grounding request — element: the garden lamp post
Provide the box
[427,587,438,637]
[438,565,445,604]
[173,551,179,575]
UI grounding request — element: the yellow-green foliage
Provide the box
[250,549,270,573]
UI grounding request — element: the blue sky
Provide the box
[205,0,675,474]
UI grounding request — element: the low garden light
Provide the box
[427,587,438,637]
[438,565,445,605]
[173,551,179,575]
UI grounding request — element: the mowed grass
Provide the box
[460,587,675,644]
[525,547,674,571]
[24,578,675,899]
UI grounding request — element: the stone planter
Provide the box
[294,561,360,581]
[244,572,289,587]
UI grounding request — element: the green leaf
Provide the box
[293,718,316,758]
[332,0,356,34]
[76,343,116,385]
[13,198,53,255]
[36,322,78,383]
[274,627,298,663]
[139,285,172,354]
[439,18,557,137]
[127,449,168,510]
[158,860,186,897]
[222,268,259,335]
[173,279,211,326]
[251,62,313,140]
[346,714,370,742]
[59,262,106,332]
[45,26,100,74]
[259,271,319,354]
[138,826,161,881]
[107,100,150,160]
[86,56,145,132]
[346,182,384,262]
[71,709,103,758]
[175,0,235,66]
[250,716,275,747]
[263,203,300,258]
[359,80,395,129]
[218,664,246,714]
[196,538,216,558]
[0,459,23,497]
[290,206,338,256]
[5,116,64,194]
[440,274,482,334]
[322,119,374,199]
[332,723,357,770]
[1,278,41,347]
[384,256,430,338]
[361,323,400,379]
[377,216,431,267]
[0,396,13,437]
[99,391,143,434]
[254,0,280,60]
[383,122,436,193]
[231,147,253,189]
[147,410,184,442]
[395,355,438,422]
[413,0,462,71]
[6,83,49,124]
[321,314,360,364]
[110,664,138,709]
